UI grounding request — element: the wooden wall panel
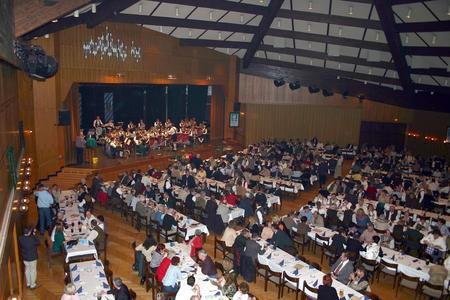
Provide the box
[243,103,361,146]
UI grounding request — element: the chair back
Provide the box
[315,233,329,245]
[215,261,225,275]
[380,258,398,272]
[363,291,380,300]
[302,281,318,300]
[421,281,444,297]
[283,271,300,289]
[398,272,420,288]
[267,268,283,285]
[129,288,137,300]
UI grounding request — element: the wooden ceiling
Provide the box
[17,0,450,112]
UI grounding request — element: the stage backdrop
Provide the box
[79,84,208,131]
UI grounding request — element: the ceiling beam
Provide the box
[404,47,450,56]
[391,0,435,4]
[179,39,250,49]
[267,28,390,52]
[253,57,400,85]
[112,14,258,33]
[259,44,396,70]
[243,0,284,68]
[411,68,450,78]
[277,9,382,30]
[242,61,450,113]
[396,20,450,33]
[156,0,266,15]
[86,0,140,28]
[374,0,413,94]
[21,15,85,40]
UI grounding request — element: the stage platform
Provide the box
[74,140,242,181]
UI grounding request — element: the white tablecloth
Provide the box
[256,239,363,300]
[259,176,304,193]
[70,260,113,300]
[66,240,98,263]
[267,194,281,208]
[182,218,210,241]
[164,242,226,299]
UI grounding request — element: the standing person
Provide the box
[75,131,86,165]
[317,274,339,300]
[19,228,40,289]
[334,155,344,179]
[34,184,54,234]
[317,159,329,188]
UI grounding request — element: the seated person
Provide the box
[197,249,217,277]
[175,275,200,300]
[363,236,381,260]
[189,230,203,258]
[347,266,370,293]
[330,252,354,284]
[317,274,339,300]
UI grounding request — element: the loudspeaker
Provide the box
[233,102,241,112]
[58,110,70,126]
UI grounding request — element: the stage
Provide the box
[75,139,242,181]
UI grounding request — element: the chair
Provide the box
[151,273,163,300]
[215,261,225,276]
[129,289,137,300]
[193,206,203,222]
[150,220,161,242]
[360,256,378,283]
[301,281,318,300]
[256,260,269,280]
[176,225,187,243]
[376,259,398,288]
[106,269,114,288]
[313,233,329,254]
[321,243,336,266]
[265,269,282,298]
[214,236,233,260]
[419,281,445,299]
[395,272,420,298]
[160,226,177,242]
[144,261,154,292]
[292,233,310,255]
[282,271,301,300]
[122,204,135,226]
[135,212,149,235]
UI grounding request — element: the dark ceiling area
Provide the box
[17,0,450,112]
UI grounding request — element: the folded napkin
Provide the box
[312,280,318,287]
[103,282,110,289]
[417,267,422,270]
[214,291,221,297]
[96,260,102,267]
[89,241,94,246]
[99,272,106,278]
[267,253,272,259]
[76,286,82,293]
[391,255,396,260]
[412,259,419,263]
[348,293,354,298]
[309,265,315,270]
[203,278,209,282]
[170,242,175,247]
[292,269,299,275]
[71,265,78,272]
[73,274,80,282]
[279,260,285,266]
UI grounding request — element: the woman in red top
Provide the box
[224,191,238,206]
[189,229,203,257]
[156,257,172,282]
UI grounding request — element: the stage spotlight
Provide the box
[322,89,334,97]
[308,86,320,94]
[289,81,301,90]
[273,79,285,87]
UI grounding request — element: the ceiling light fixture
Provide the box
[52,19,58,23]
[218,32,222,40]
[259,0,264,3]
[91,4,96,13]
[44,34,49,39]
[430,91,434,95]
[375,31,380,41]
[337,75,341,79]
[188,30,192,37]
[338,27,343,36]
[348,5,353,15]
[274,79,285,87]
[168,74,176,80]
[74,10,79,18]
[307,23,311,32]
[289,81,301,90]
[209,10,213,20]
[405,33,409,44]
[406,7,412,19]
[138,3,143,13]
[308,86,320,93]
[308,0,313,10]
[240,14,244,23]
[175,7,179,16]
[431,34,437,45]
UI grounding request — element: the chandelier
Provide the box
[82,26,141,62]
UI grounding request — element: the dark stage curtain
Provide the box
[187,85,208,122]
[167,85,186,125]
[145,85,166,126]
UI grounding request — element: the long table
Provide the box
[164,242,225,299]
[256,238,364,300]
[70,260,114,300]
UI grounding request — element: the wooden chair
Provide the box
[129,289,137,300]
[376,259,398,288]
[151,273,163,300]
[144,261,153,292]
[135,212,149,235]
[215,261,225,276]
[160,226,177,242]
[214,236,233,260]
[313,233,329,254]
[419,281,445,299]
[281,271,301,300]
[359,256,378,283]
[321,243,336,265]
[395,272,420,298]
[193,206,203,222]
[256,261,269,280]
[106,269,113,288]
[150,220,161,242]
[301,281,318,300]
[292,233,310,255]
[176,225,187,243]
[265,269,282,299]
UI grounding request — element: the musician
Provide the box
[104,120,114,131]
[165,118,173,128]
[93,116,104,139]
[138,119,146,130]
[154,119,162,129]
[127,121,135,131]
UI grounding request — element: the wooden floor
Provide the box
[24,157,416,300]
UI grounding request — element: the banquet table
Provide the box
[258,176,304,193]
[164,242,226,299]
[256,239,364,300]
[65,239,98,263]
[69,260,113,300]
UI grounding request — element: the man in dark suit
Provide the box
[330,228,347,258]
[107,278,131,300]
[271,224,295,255]
[346,232,363,260]
[385,206,398,222]
[404,227,424,257]
[162,192,177,209]
[317,274,339,300]
[185,190,196,217]
[238,194,254,217]
[330,252,354,284]
[181,171,196,189]
[317,160,329,188]
[162,209,178,232]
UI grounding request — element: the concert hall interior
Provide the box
[1,1,450,300]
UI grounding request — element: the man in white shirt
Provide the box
[175,275,200,300]
[363,236,381,260]
[421,229,447,262]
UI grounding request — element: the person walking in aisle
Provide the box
[19,227,40,289]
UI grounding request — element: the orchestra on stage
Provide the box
[88,116,208,158]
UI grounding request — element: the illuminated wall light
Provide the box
[175,7,179,17]
[338,27,343,36]
[406,7,412,19]
[226,48,230,54]
[218,32,222,40]
[405,34,409,44]
[188,30,192,37]
[91,4,96,13]
[74,10,79,18]
[159,26,163,33]
[240,14,244,23]
[44,34,49,39]
[431,34,437,45]
[52,19,58,23]
[368,68,373,75]
[138,3,143,13]
[308,0,313,10]
[348,5,353,15]
[209,10,213,20]
[375,31,380,41]
[307,23,311,32]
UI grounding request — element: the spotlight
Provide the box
[322,89,334,97]
[308,86,320,94]
[273,79,285,87]
[289,81,301,90]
